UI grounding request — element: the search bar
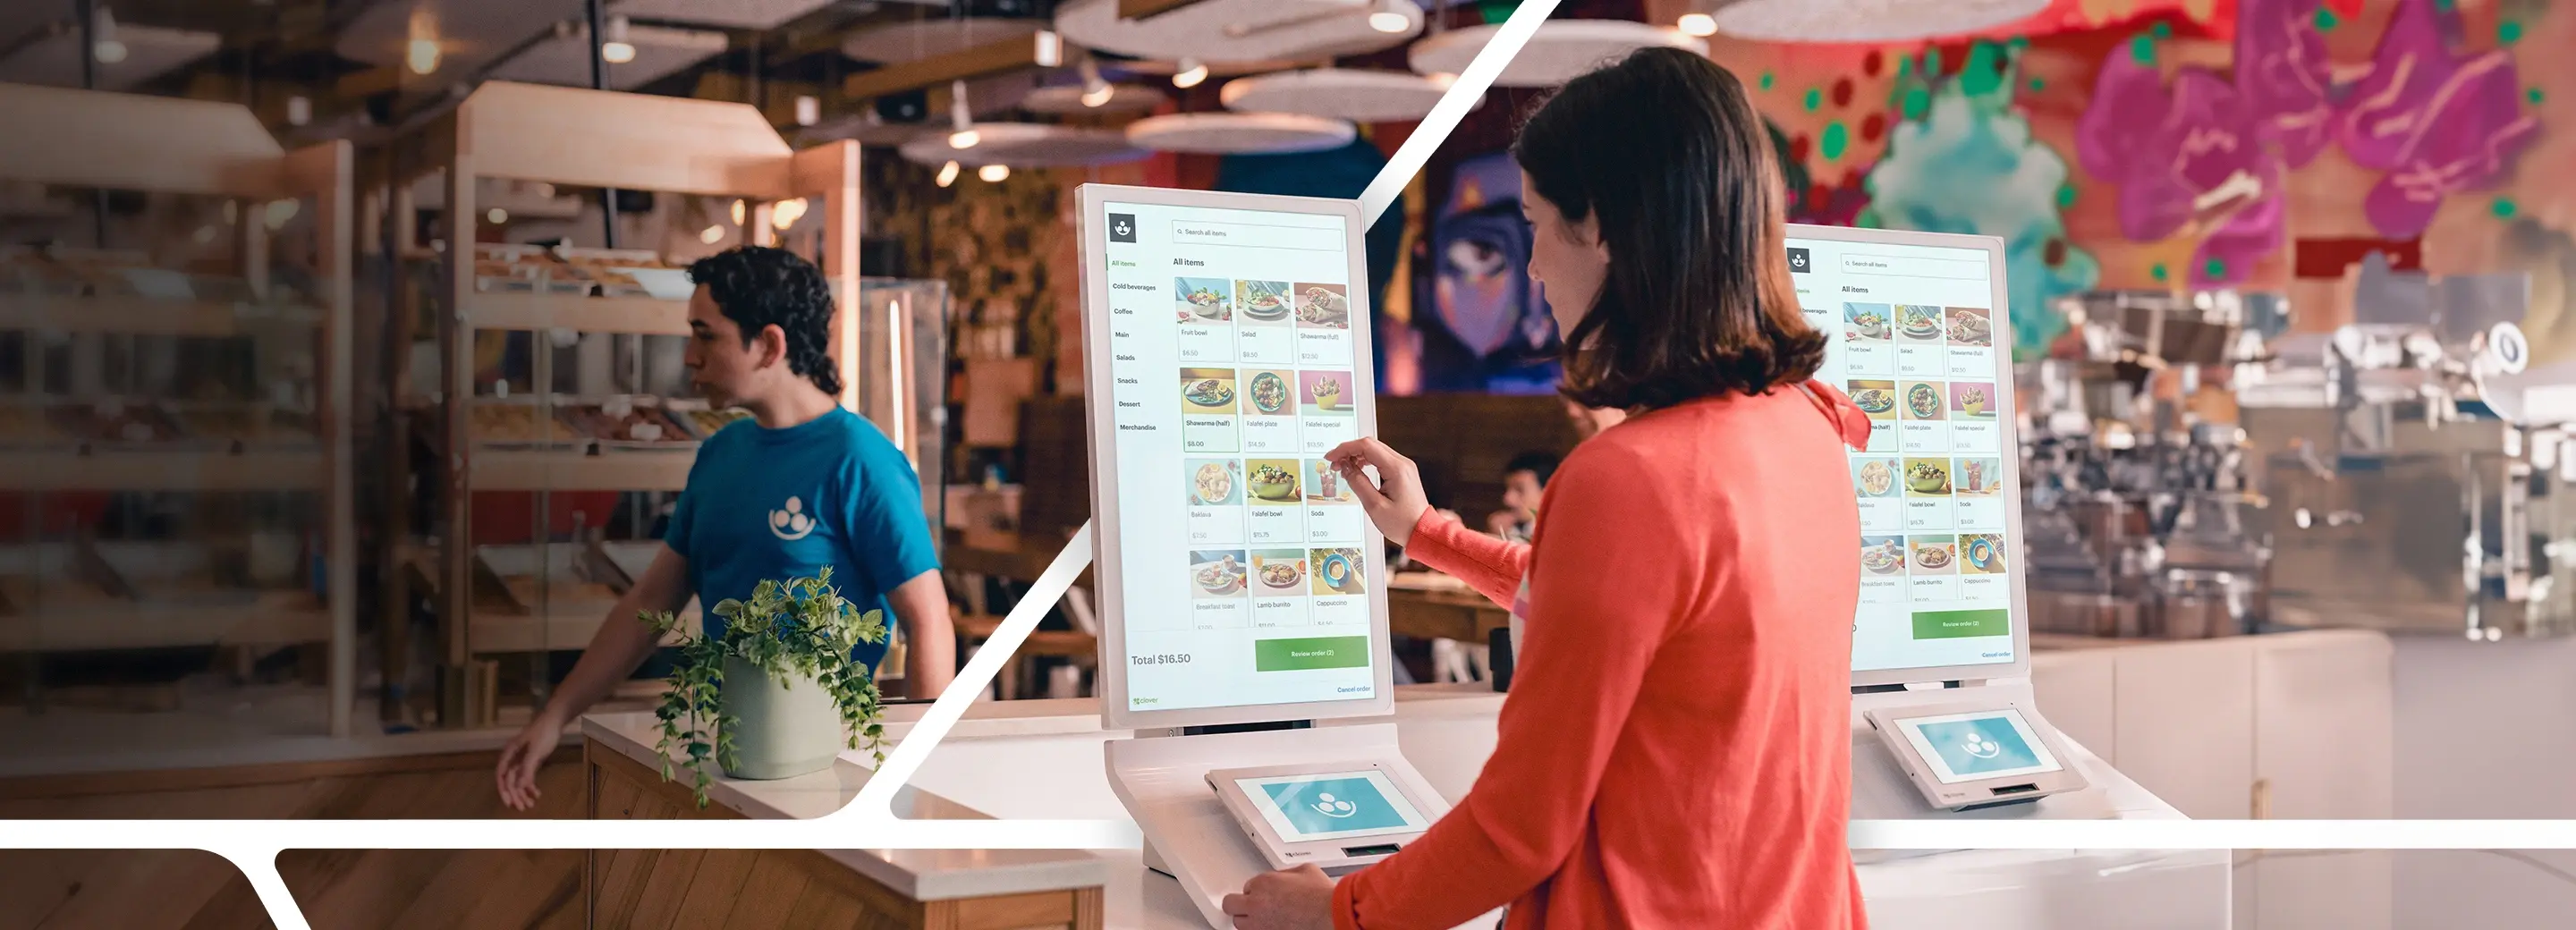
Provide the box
[1169,220,1343,252]
[1842,252,1988,280]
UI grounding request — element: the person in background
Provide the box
[1482,451,1559,543]
[495,246,954,810]
[1224,47,1869,930]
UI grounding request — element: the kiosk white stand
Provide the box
[1072,194,2224,927]
[1786,225,2131,845]
[1077,184,1445,927]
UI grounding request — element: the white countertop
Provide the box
[578,709,1113,902]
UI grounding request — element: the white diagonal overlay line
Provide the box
[0,4,1582,926]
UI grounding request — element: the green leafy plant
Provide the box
[643,567,890,807]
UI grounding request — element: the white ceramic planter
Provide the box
[716,656,845,781]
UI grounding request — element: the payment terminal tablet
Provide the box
[1207,761,1439,872]
[1864,701,2089,810]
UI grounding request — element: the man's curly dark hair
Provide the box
[686,245,843,395]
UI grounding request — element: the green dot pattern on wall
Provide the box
[2205,258,2227,279]
[1902,87,1931,120]
[2029,77,2046,92]
[1821,123,1851,161]
[2494,199,2519,219]
[2008,36,2029,50]
[2531,88,2546,106]
[1805,87,1824,111]
[2151,21,2173,38]
[1897,56,1911,79]
[2055,184,2076,207]
[1760,72,1776,90]
[2314,8,2339,30]
[1926,49,1944,76]
[2500,21,2523,46]
[2129,34,2157,65]
[2151,263,2170,282]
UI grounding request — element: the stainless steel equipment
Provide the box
[2233,256,2569,639]
[2020,289,2274,639]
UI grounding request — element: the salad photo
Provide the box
[1897,304,1945,342]
[1235,280,1292,322]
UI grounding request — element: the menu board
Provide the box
[1786,234,2018,676]
[1092,197,1380,717]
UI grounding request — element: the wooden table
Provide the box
[583,731,1105,930]
[1386,586,1510,644]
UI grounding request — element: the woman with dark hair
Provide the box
[1223,48,1871,930]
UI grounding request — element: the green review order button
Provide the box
[1913,608,2010,639]
[1254,635,1373,672]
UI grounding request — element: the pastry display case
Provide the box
[0,84,357,734]
[385,81,884,727]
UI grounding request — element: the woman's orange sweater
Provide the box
[1331,380,1873,930]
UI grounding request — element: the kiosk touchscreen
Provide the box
[1078,184,1435,926]
[1785,224,2092,812]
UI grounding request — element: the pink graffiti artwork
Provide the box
[2078,61,2286,286]
[2235,0,2337,166]
[2335,0,2541,239]
[2079,0,2537,275]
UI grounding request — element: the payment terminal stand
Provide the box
[1107,726,1453,927]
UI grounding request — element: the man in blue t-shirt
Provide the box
[497,246,953,809]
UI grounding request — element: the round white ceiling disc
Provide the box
[1707,0,2050,42]
[1054,0,1419,63]
[841,17,1044,64]
[898,123,1148,167]
[1218,68,1462,123]
[1021,82,1169,115]
[1124,111,1357,155]
[1408,21,1707,88]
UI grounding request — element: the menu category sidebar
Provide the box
[1106,202,1377,714]
[1789,238,2017,675]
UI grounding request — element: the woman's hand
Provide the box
[1220,865,1335,930]
[1327,438,1431,546]
[494,712,563,811]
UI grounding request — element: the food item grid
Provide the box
[1176,276,1366,630]
[1829,298,2014,654]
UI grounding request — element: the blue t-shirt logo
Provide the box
[770,495,819,540]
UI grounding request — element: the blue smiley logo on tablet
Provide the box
[1916,716,2039,776]
[1263,777,1407,836]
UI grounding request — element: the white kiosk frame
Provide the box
[1076,183,1397,734]
[1075,184,1430,928]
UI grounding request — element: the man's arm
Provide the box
[496,544,692,810]
[886,570,953,698]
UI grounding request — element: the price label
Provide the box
[1131,653,1194,666]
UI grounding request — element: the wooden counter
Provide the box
[580,711,1109,930]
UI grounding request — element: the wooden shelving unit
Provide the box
[393,81,868,727]
[0,84,357,734]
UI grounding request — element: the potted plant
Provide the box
[642,567,891,807]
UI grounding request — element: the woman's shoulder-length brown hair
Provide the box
[1511,46,1825,412]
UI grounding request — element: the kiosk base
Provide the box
[1849,682,2117,863]
[1106,723,1449,930]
